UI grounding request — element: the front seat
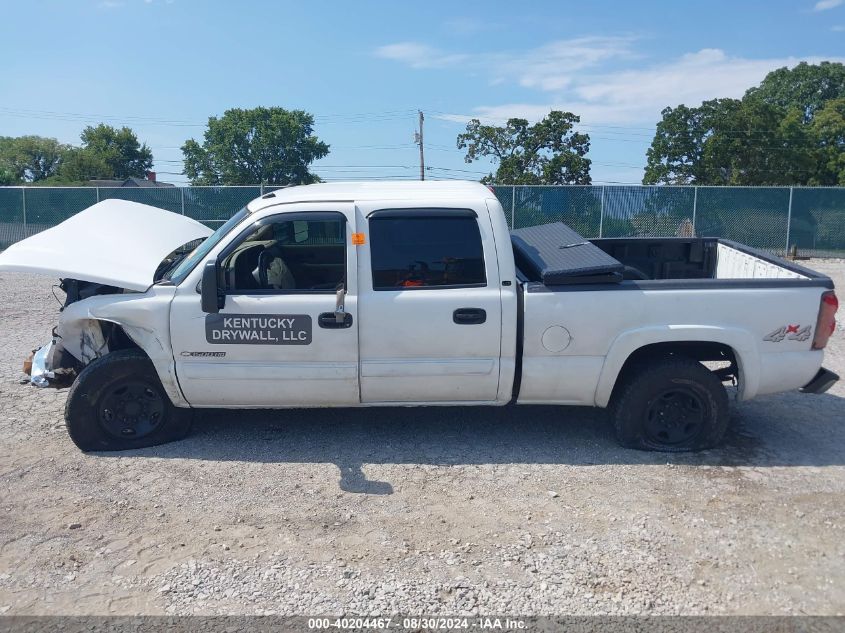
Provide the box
[253,246,296,289]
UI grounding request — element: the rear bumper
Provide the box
[800,367,839,394]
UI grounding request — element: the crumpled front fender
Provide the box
[56,286,188,407]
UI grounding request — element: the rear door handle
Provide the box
[453,308,486,325]
[318,312,353,329]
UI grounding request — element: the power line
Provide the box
[428,109,814,135]
[3,106,831,151]
[0,106,422,128]
[1,105,830,140]
[0,107,205,127]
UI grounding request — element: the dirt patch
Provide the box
[1,263,844,615]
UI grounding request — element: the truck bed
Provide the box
[511,222,832,289]
[510,222,834,409]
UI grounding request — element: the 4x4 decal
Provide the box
[764,324,812,342]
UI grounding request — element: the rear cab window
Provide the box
[368,209,486,290]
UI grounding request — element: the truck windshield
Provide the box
[165,207,250,285]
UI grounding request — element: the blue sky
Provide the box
[1,0,844,185]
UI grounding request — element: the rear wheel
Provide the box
[610,357,729,452]
[65,349,192,452]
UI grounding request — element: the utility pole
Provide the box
[415,110,425,181]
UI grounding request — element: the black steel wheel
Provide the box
[610,357,729,452]
[643,387,706,446]
[65,349,192,452]
[98,380,166,440]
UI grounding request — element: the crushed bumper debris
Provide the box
[30,339,56,388]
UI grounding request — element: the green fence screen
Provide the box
[1,185,844,257]
[495,185,845,257]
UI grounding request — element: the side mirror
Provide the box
[200,260,223,313]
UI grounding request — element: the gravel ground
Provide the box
[0,262,844,616]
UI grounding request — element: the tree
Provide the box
[45,124,153,183]
[811,97,845,185]
[697,99,814,186]
[457,111,591,184]
[54,149,112,184]
[0,137,18,184]
[643,100,740,184]
[0,135,68,183]
[181,107,329,185]
[81,124,152,179]
[745,61,845,122]
[644,62,845,186]
[0,164,15,186]
[0,126,152,185]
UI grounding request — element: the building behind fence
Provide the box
[1,184,844,257]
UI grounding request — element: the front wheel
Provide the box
[65,350,192,452]
[610,357,729,452]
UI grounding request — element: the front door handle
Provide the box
[453,308,486,325]
[319,312,353,329]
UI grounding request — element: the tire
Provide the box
[609,357,729,452]
[65,349,192,452]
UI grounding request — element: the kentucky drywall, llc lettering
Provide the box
[205,314,312,345]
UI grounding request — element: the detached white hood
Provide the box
[0,199,213,291]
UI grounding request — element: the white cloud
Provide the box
[376,36,636,89]
[379,36,844,129]
[570,49,785,109]
[374,42,469,69]
[435,50,845,127]
[814,0,843,11]
[497,37,637,91]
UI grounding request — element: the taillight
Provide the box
[812,291,838,350]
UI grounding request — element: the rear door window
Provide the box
[369,210,486,290]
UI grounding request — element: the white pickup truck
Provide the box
[0,181,838,453]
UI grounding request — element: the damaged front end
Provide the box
[19,278,189,407]
[23,278,128,387]
[0,198,213,395]
[27,338,57,387]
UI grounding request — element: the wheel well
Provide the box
[53,320,145,377]
[614,341,739,391]
[99,321,143,354]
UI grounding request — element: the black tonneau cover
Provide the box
[511,222,624,285]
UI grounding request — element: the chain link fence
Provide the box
[494,185,845,257]
[2,185,844,257]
